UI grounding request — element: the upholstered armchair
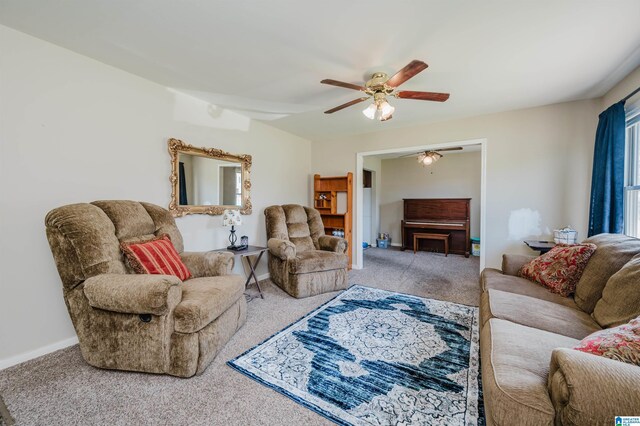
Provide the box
[264,204,349,298]
[45,200,247,377]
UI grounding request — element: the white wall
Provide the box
[602,66,640,109]
[379,151,481,244]
[0,26,311,365]
[362,156,382,244]
[312,99,602,269]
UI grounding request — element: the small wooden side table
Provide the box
[413,233,450,256]
[213,245,268,300]
[524,240,556,254]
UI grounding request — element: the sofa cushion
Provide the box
[282,204,315,253]
[141,202,184,253]
[573,316,640,366]
[264,205,290,241]
[519,243,596,297]
[174,275,244,333]
[575,233,640,313]
[592,253,640,328]
[481,318,579,426]
[92,200,156,240]
[289,250,349,274]
[481,289,601,340]
[120,234,191,281]
[480,269,577,308]
[45,203,126,290]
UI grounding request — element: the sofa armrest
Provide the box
[501,254,537,276]
[267,238,296,260]
[83,274,182,315]
[318,235,348,254]
[548,348,640,424]
[180,251,234,277]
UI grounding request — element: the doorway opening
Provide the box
[362,169,377,249]
[354,138,487,271]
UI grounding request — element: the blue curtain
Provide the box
[587,101,626,236]
[179,162,188,205]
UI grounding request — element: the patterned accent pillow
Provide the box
[519,243,597,297]
[574,316,640,366]
[120,234,191,281]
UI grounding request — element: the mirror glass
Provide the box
[178,153,242,207]
[168,138,252,217]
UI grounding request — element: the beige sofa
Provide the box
[264,204,349,298]
[45,200,247,377]
[480,233,640,425]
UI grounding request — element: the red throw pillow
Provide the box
[574,316,640,366]
[519,243,596,297]
[121,234,191,281]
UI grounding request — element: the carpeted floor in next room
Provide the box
[0,248,480,426]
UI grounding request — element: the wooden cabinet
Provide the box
[314,173,353,268]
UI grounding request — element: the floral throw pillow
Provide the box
[574,316,640,366]
[519,243,597,297]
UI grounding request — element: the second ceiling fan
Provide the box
[400,147,463,166]
[321,60,449,121]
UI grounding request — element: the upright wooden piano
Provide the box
[401,198,471,257]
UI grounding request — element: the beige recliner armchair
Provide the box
[264,204,349,298]
[45,200,247,377]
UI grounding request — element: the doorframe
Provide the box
[354,138,488,271]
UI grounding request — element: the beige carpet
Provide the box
[0,248,480,425]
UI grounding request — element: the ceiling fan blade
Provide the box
[385,60,428,88]
[398,146,461,157]
[324,97,370,114]
[398,151,421,157]
[320,79,367,92]
[396,91,450,102]
[381,114,393,122]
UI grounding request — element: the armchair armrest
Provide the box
[83,274,182,315]
[180,251,234,277]
[548,348,640,424]
[501,254,537,276]
[267,238,296,260]
[318,235,347,254]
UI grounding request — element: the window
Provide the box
[624,105,640,237]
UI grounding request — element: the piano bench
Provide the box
[413,233,451,256]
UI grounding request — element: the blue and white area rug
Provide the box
[228,285,483,425]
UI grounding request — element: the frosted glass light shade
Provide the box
[362,103,377,120]
[379,101,394,120]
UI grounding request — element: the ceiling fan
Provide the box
[400,147,463,166]
[321,60,449,121]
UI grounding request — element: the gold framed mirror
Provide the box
[168,138,252,216]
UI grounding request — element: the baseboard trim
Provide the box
[0,336,79,371]
[257,273,270,281]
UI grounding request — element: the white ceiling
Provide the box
[1,1,639,141]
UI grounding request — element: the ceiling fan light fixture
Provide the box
[362,103,377,120]
[379,101,394,120]
[417,151,442,166]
